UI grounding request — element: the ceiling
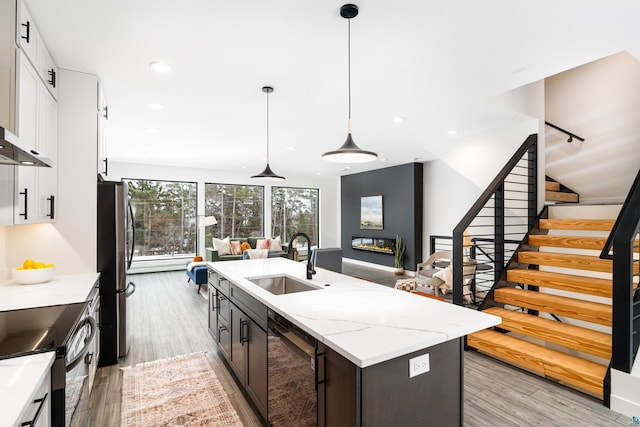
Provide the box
[24,0,640,178]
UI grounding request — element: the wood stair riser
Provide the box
[468,330,606,397]
[483,307,611,359]
[538,219,614,231]
[494,288,612,326]
[545,181,560,191]
[518,251,614,273]
[528,234,607,251]
[546,191,579,203]
[506,269,612,298]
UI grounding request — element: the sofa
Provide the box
[205,236,289,262]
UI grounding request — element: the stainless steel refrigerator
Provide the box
[97,180,136,365]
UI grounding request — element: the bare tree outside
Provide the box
[204,183,264,245]
[272,187,319,246]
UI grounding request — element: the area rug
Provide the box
[65,375,86,426]
[121,352,242,427]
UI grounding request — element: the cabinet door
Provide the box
[229,305,247,384]
[38,43,57,99]
[246,319,267,418]
[97,82,108,178]
[37,86,57,222]
[15,51,39,224]
[16,1,39,66]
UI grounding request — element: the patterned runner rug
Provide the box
[121,352,242,426]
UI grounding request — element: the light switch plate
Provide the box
[409,353,430,378]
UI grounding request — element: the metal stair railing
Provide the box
[600,168,640,375]
[451,134,538,306]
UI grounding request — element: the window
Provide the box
[204,183,264,244]
[272,187,319,246]
[126,179,197,259]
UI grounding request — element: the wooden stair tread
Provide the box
[468,329,607,397]
[528,234,607,251]
[546,191,579,203]
[518,251,613,273]
[545,181,560,191]
[539,219,615,231]
[494,287,611,326]
[483,307,611,359]
[506,269,611,298]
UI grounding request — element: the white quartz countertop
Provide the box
[0,351,55,426]
[209,258,500,368]
[0,273,100,311]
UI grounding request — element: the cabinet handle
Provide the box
[21,21,30,43]
[46,195,55,219]
[103,105,108,120]
[85,351,94,365]
[240,320,249,345]
[19,188,28,220]
[103,157,108,175]
[21,392,47,426]
[48,69,56,87]
[218,325,226,332]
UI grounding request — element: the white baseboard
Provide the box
[611,368,640,419]
[129,257,190,274]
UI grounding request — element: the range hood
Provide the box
[0,126,52,167]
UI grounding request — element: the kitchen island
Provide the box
[208,257,500,427]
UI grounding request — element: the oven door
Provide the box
[64,306,98,424]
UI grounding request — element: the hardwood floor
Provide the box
[73,265,631,426]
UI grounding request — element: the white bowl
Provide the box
[12,267,56,284]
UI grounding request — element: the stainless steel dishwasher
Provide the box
[267,308,323,427]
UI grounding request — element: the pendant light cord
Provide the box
[266,89,270,162]
[347,17,352,133]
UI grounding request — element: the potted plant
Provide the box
[394,234,406,275]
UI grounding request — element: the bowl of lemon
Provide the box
[12,259,56,284]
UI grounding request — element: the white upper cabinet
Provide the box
[97,81,108,179]
[16,0,58,99]
[14,50,58,224]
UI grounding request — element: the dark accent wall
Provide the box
[341,163,423,271]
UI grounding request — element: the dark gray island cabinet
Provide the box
[208,265,474,427]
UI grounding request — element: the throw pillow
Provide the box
[230,240,242,255]
[212,237,231,256]
[193,256,203,262]
[269,236,282,251]
[240,242,251,252]
[256,238,271,249]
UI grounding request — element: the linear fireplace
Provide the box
[351,236,395,254]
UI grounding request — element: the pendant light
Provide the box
[322,4,377,163]
[251,86,285,180]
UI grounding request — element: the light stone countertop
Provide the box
[0,351,55,426]
[0,273,100,312]
[209,257,501,368]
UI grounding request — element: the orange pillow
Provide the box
[193,256,203,262]
[240,242,251,253]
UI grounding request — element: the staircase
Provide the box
[468,210,626,399]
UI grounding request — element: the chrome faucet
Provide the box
[287,232,316,279]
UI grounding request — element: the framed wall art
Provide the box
[360,195,383,230]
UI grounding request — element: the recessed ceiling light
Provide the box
[150,62,172,73]
[340,166,352,171]
[287,146,296,150]
[411,157,421,162]
[447,129,458,135]
[392,116,405,123]
[379,158,387,162]
[147,103,163,110]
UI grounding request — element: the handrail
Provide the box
[606,168,640,374]
[544,121,585,142]
[451,134,538,306]
[600,169,640,260]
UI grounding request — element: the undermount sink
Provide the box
[248,274,322,295]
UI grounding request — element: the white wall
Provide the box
[545,51,640,204]
[106,161,341,256]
